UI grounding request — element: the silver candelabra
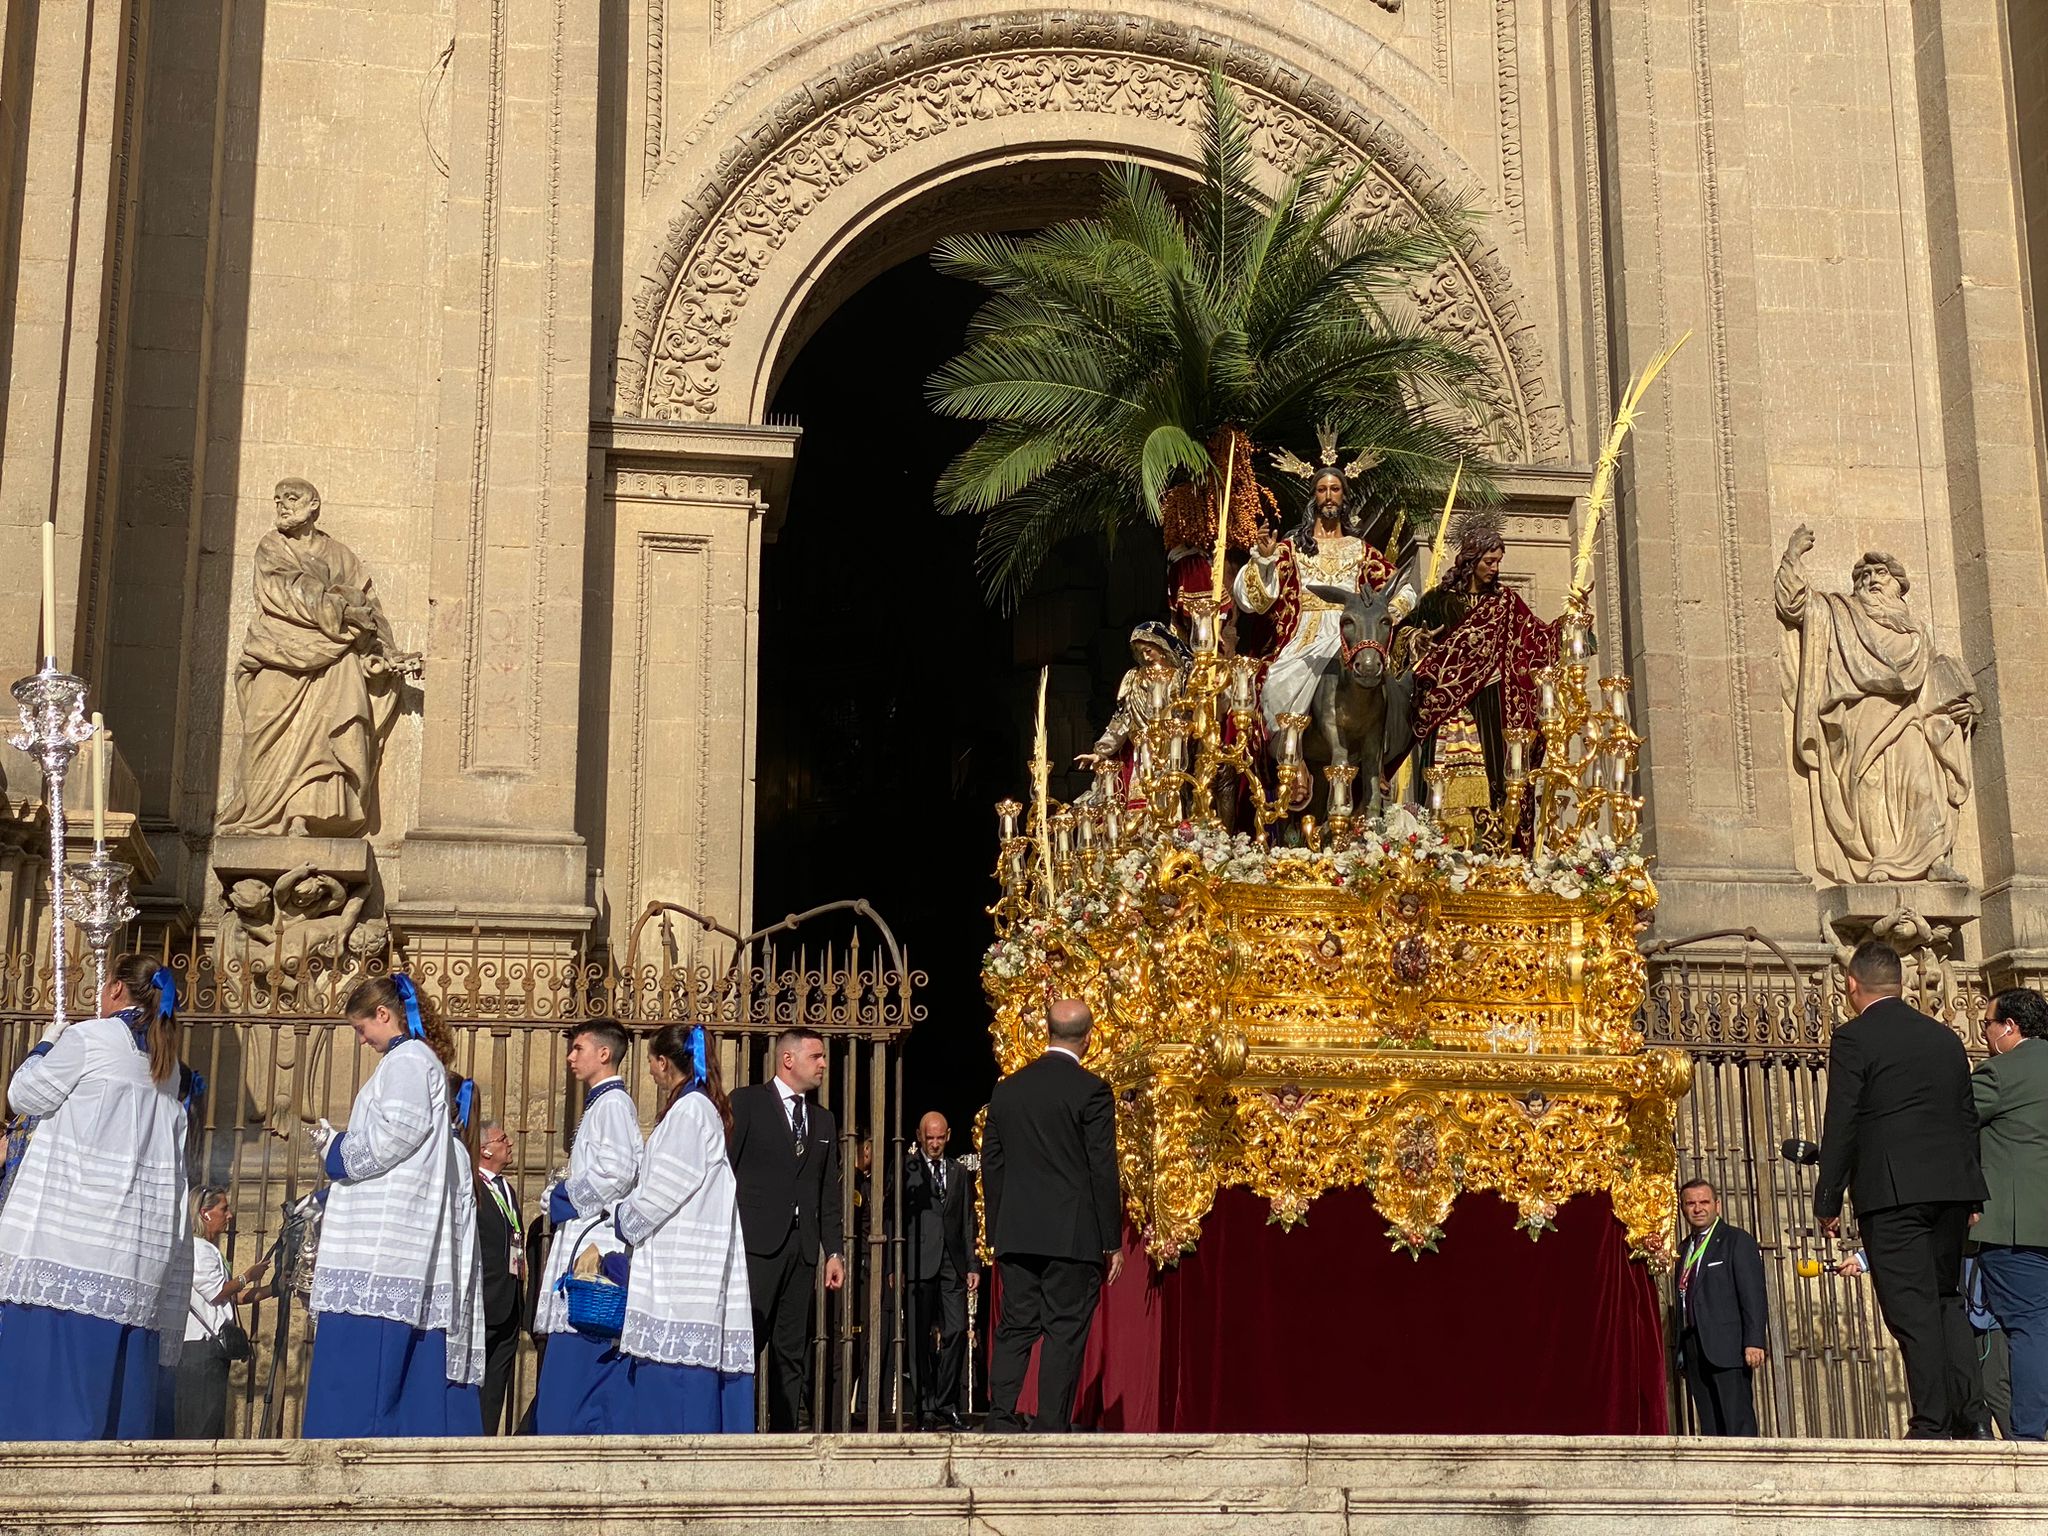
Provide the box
[68,850,137,1002]
[10,662,96,1025]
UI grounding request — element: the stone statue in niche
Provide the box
[219,478,422,837]
[1774,526,1979,884]
[214,861,390,994]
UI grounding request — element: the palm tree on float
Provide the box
[928,69,1498,609]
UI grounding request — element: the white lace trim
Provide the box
[620,1309,754,1373]
[0,1255,165,1329]
[309,1265,456,1333]
[340,1130,380,1182]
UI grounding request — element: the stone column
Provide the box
[0,0,146,683]
[589,420,799,957]
[1908,0,2048,973]
[1590,0,1817,944]
[394,0,601,947]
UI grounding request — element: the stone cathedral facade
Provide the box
[0,0,2043,982]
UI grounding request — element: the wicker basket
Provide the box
[557,1274,626,1338]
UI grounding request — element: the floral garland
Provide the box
[985,810,1653,980]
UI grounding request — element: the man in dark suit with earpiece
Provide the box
[1817,939,1987,1438]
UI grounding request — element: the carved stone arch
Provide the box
[617,13,1565,463]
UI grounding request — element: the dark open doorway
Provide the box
[757,252,1162,1143]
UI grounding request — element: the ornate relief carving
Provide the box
[612,470,756,502]
[645,0,665,187]
[622,15,1563,462]
[1495,0,1524,239]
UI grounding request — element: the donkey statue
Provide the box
[1303,567,1419,815]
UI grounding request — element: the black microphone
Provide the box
[1781,1137,1821,1166]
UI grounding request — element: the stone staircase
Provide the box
[5,1434,2048,1534]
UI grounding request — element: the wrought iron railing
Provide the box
[1642,931,1991,1440]
[0,925,923,1437]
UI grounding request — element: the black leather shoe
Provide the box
[937,1409,967,1432]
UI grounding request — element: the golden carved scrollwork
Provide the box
[986,842,1688,1266]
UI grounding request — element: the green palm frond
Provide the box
[928,71,1502,609]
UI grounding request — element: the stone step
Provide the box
[4,1435,2047,1534]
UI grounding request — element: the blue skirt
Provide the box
[624,1356,754,1433]
[303,1314,480,1438]
[532,1327,631,1434]
[0,1302,161,1440]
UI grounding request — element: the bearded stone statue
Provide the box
[1774,525,1979,884]
[219,478,421,837]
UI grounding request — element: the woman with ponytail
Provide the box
[0,954,191,1438]
[612,1023,753,1432]
[302,973,481,1435]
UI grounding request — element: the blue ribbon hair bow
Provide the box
[392,974,425,1040]
[454,1078,475,1129]
[687,1024,708,1088]
[150,966,178,1023]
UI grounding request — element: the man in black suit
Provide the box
[473,1120,526,1433]
[729,1027,845,1431]
[907,1110,980,1430]
[1817,939,1988,1437]
[1673,1177,1769,1435]
[983,998,1122,1434]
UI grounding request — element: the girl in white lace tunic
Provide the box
[615,1023,754,1431]
[302,974,481,1436]
[0,955,189,1439]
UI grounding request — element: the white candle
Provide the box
[41,520,56,663]
[91,713,105,844]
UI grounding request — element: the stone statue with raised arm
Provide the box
[220,478,422,837]
[1774,525,1979,884]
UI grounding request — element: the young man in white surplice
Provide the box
[531,1019,644,1434]
[0,955,191,1440]
[302,974,481,1436]
[614,1022,754,1432]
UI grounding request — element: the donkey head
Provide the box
[1307,577,1401,688]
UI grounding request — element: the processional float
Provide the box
[981,343,1694,1266]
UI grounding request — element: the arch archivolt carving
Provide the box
[619,13,1564,463]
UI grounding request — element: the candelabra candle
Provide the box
[1166,730,1188,772]
[1604,675,1632,723]
[1505,728,1530,782]
[1227,657,1260,714]
[1425,766,1447,815]
[1092,759,1121,806]
[1076,811,1097,852]
[996,799,1022,841]
[1275,713,1309,768]
[1325,764,1357,819]
[1536,673,1558,722]
[1182,595,1221,655]
[1566,618,1591,660]
[1002,843,1028,894]
[1103,801,1123,848]
[1051,808,1075,860]
[1140,667,1173,716]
